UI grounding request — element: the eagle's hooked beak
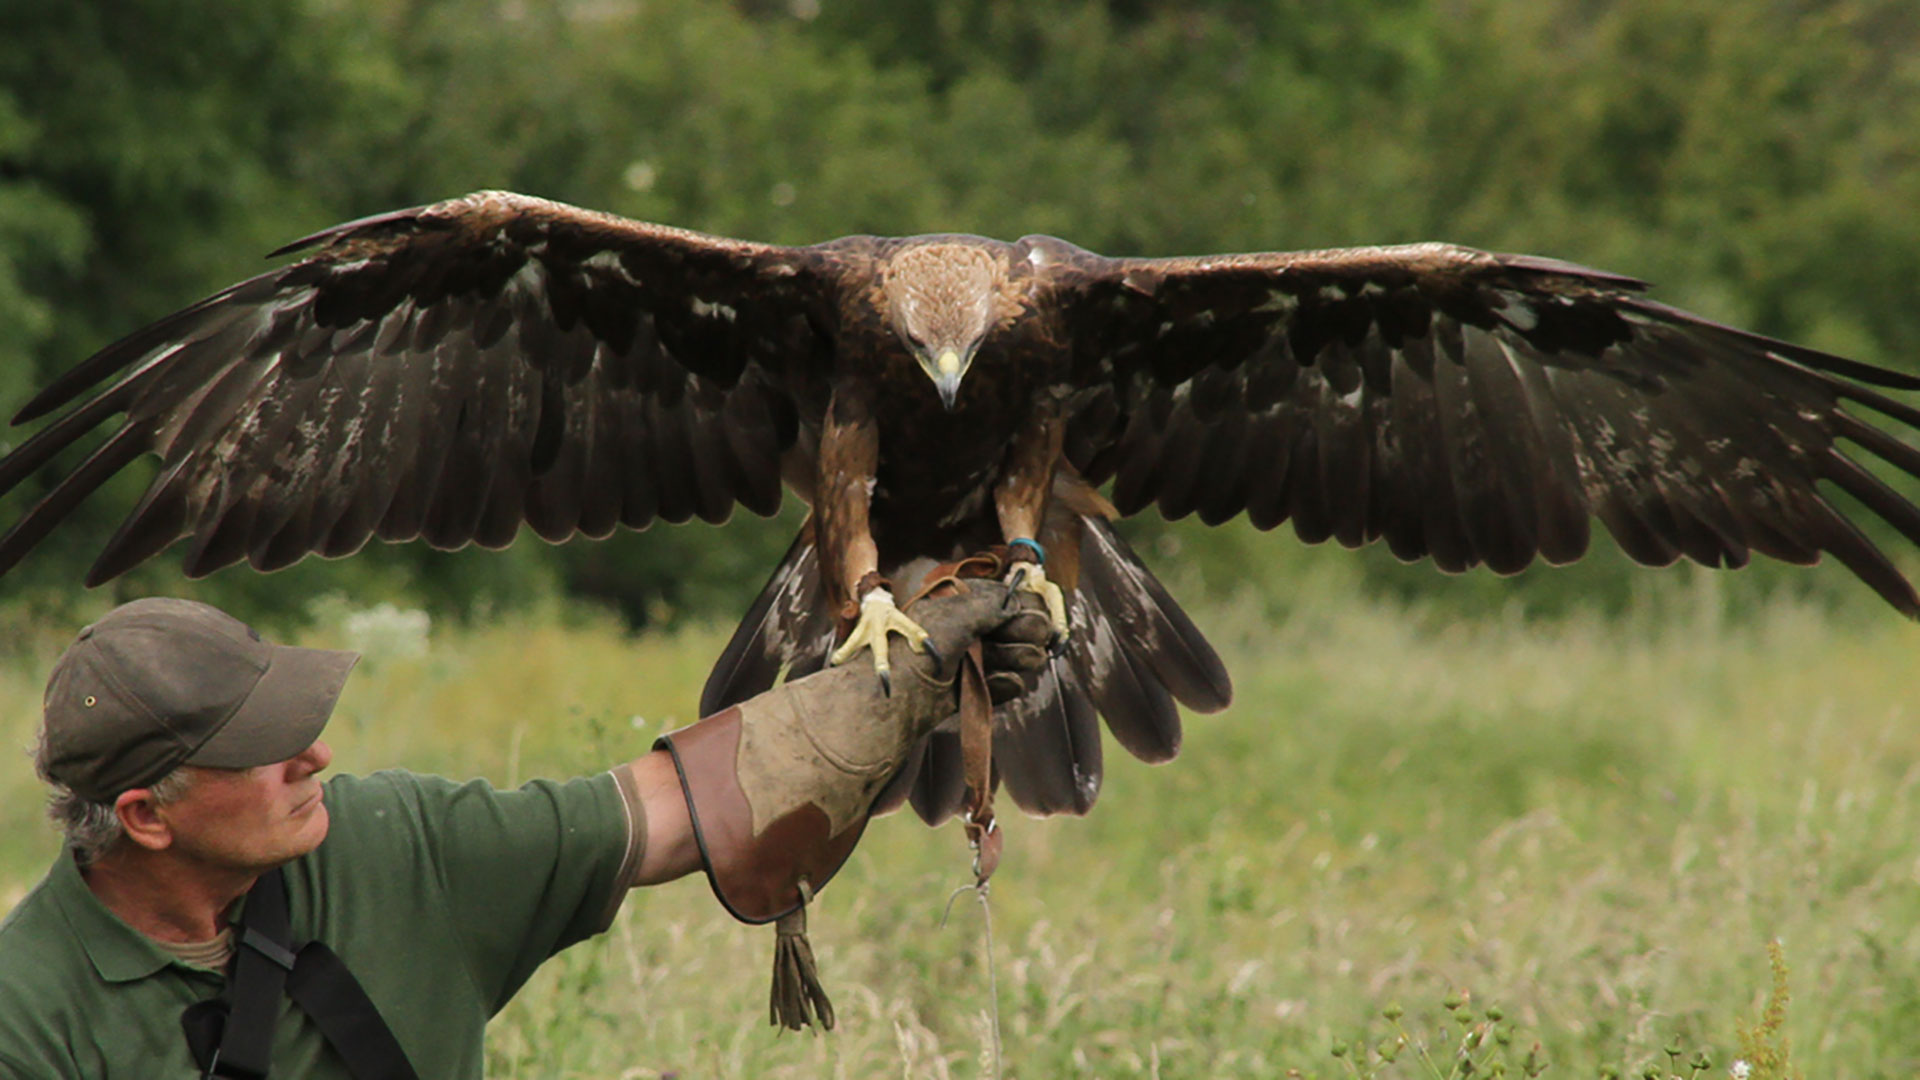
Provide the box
[932,349,966,411]
[914,345,974,411]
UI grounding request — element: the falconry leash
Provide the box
[913,552,1012,1079]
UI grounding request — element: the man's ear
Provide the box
[114,788,175,852]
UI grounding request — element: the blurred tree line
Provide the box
[1,0,1916,632]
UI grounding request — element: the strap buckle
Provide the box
[240,926,298,971]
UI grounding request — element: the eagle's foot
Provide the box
[828,586,931,696]
[1005,559,1069,655]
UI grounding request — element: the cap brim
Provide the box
[187,644,360,769]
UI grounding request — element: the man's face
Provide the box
[158,740,334,871]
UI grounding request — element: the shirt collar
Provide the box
[45,847,217,984]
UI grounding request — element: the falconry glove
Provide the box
[655,559,1050,1030]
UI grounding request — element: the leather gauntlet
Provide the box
[655,563,1049,1028]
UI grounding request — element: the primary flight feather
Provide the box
[5,190,1920,820]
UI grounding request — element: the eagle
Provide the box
[5,190,1920,821]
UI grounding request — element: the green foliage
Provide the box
[1328,992,1550,1079]
[0,93,87,400]
[2,0,1917,629]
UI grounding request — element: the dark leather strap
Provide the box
[904,548,1008,885]
[959,640,1001,883]
[214,869,296,1078]
[286,942,420,1080]
[181,868,419,1080]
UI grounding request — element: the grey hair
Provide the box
[31,735,196,866]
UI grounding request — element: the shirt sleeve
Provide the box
[331,769,635,1014]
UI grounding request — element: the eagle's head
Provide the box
[881,241,1007,411]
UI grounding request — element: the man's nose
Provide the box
[293,738,333,776]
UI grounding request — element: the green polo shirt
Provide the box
[0,768,636,1078]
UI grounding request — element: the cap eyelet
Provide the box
[84,695,97,707]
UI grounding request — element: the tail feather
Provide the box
[699,518,836,716]
[870,731,927,819]
[1076,516,1233,713]
[906,729,970,825]
[995,661,1104,815]
[1079,616,1183,764]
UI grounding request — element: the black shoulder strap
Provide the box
[285,942,419,1080]
[213,867,297,1078]
[180,868,420,1080]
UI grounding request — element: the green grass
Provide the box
[5,576,1919,1078]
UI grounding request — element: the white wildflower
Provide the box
[342,603,431,659]
[623,161,657,192]
[1728,1061,1751,1080]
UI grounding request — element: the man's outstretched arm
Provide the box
[626,749,700,886]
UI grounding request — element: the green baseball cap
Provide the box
[40,597,360,802]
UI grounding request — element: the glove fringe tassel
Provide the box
[770,902,835,1032]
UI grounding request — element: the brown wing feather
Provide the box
[1045,239,1920,615]
[0,191,835,584]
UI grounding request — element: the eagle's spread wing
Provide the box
[1046,241,1920,613]
[0,191,840,584]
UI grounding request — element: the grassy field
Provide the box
[5,576,1919,1079]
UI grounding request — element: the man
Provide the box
[0,570,1046,1077]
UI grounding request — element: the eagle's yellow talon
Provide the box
[1007,562,1070,644]
[828,587,930,687]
